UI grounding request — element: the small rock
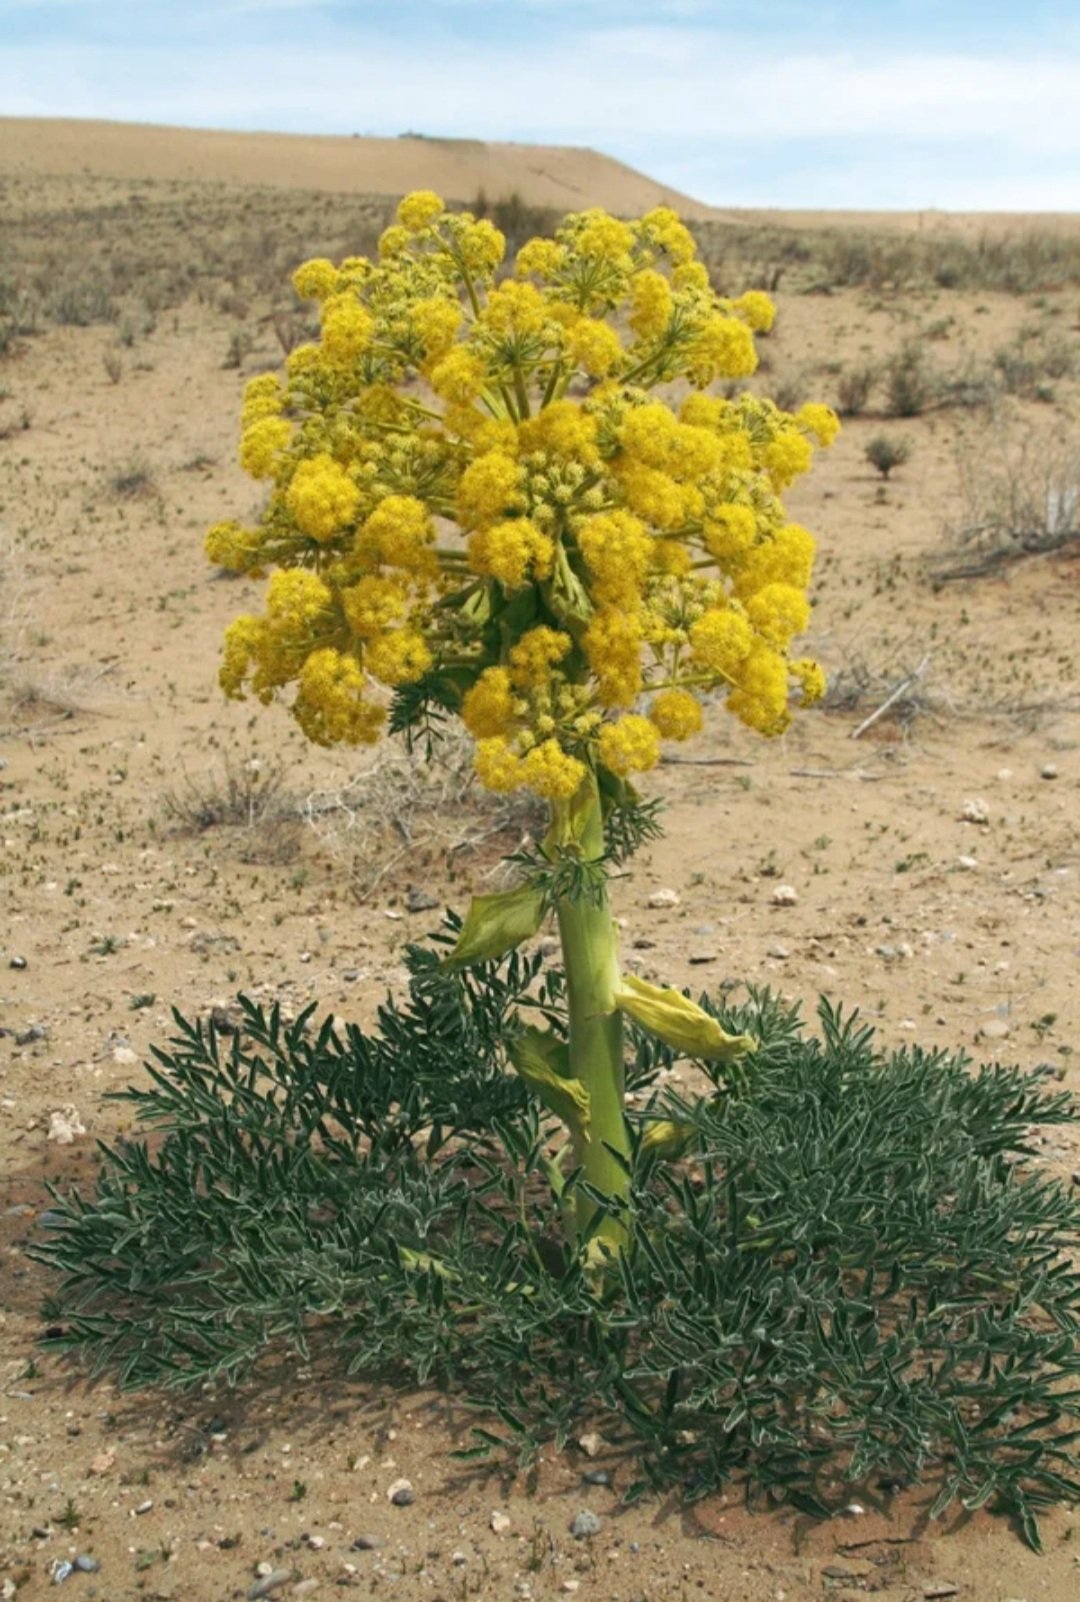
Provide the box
[539,936,561,958]
[490,1510,511,1534]
[134,1498,154,1515]
[766,942,790,960]
[387,1478,414,1507]
[1040,763,1059,780]
[956,855,979,871]
[582,1469,612,1487]
[351,1535,382,1551]
[771,884,798,906]
[9,956,27,970]
[561,1583,581,1595]
[647,888,680,909]
[842,1501,865,1516]
[248,1572,293,1600]
[48,1107,86,1145]
[90,1450,116,1474]
[569,1510,602,1539]
[923,1587,959,1600]
[578,1431,603,1458]
[341,969,360,982]
[978,1018,1010,1042]
[209,1005,241,1035]
[292,1582,319,1598]
[112,1045,138,1066]
[74,1556,101,1573]
[51,1560,74,1584]
[687,951,716,965]
[15,1024,46,1046]
[631,936,656,949]
[451,1552,467,1566]
[405,886,439,914]
[960,798,989,824]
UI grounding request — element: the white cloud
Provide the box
[2,27,1078,208]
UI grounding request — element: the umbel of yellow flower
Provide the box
[205,190,838,1247]
[209,190,834,784]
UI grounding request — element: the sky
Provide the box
[2,1,1078,211]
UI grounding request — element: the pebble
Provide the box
[9,956,27,969]
[569,1510,602,1539]
[15,1024,46,1046]
[960,798,989,824]
[1040,763,1059,780]
[74,1556,101,1573]
[956,855,979,871]
[51,1560,74,1584]
[351,1535,382,1551]
[561,1583,581,1594]
[292,1583,319,1598]
[647,888,680,909]
[578,1431,602,1458]
[388,1478,415,1506]
[923,1587,959,1600]
[47,1108,86,1145]
[842,1501,866,1516]
[687,951,716,965]
[248,1571,293,1600]
[767,942,790,960]
[405,886,440,914]
[771,884,798,906]
[451,1551,467,1566]
[582,1469,612,1487]
[134,1498,154,1515]
[490,1509,511,1534]
[112,1045,138,1066]
[978,1018,1010,1042]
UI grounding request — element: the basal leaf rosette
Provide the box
[207,191,837,801]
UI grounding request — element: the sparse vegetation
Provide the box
[865,433,912,479]
[884,343,937,417]
[835,360,878,416]
[938,423,1080,577]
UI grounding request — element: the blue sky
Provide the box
[2,1,1078,210]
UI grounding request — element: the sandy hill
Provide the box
[0,116,716,219]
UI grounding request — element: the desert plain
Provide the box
[0,119,1078,1601]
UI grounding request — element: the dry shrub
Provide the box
[835,361,878,416]
[163,755,302,864]
[885,342,938,417]
[937,422,1080,579]
[301,733,542,899]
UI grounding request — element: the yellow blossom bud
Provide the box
[649,689,703,741]
[396,189,445,231]
[598,714,661,777]
[286,454,361,542]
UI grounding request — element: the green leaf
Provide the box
[508,1027,590,1139]
[441,885,546,968]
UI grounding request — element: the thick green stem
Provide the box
[552,776,631,1246]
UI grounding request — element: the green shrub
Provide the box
[35,935,1080,1544]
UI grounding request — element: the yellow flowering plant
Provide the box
[208,191,838,1249]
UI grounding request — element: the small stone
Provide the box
[766,942,790,960]
[582,1469,612,1487]
[631,936,655,949]
[842,1501,865,1516]
[451,1552,467,1566]
[74,1556,101,1573]
[387,1478,414,1506]
[351,1535,382,1551]
[51,1560,74,1584]
[490,1509,511,1534]
[9,956,27,970]
[48,1107,86,1145]
[688,951,716,965]
[875,944,897,960]
[960,798,989,824]
[561,1583,581,1594]
[292,1583,319,1598]
[90,1450,116,1474]
[771,884,798,906]
[405,886,439,914]
[978,1018,1010,1042]
[956,855,979,871]
[341,969,360,982]
[923,1587,959,1600]
[569,1510,602,1539]
[112,1045,138,1066]
[578,1431,603,1458]
[539,936,561,958]
[248,1572,293,1600]
[648,888,680,909]
[1040,763,1059,780]
[15,1024,46,1046]
[134,1498,154,1515]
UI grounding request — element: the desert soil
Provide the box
[1,123,1079,1602]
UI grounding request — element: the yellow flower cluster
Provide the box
[208,191,836,789]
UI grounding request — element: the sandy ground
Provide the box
[1,123,1079,1601]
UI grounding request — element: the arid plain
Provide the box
[1,121,1078,1601]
